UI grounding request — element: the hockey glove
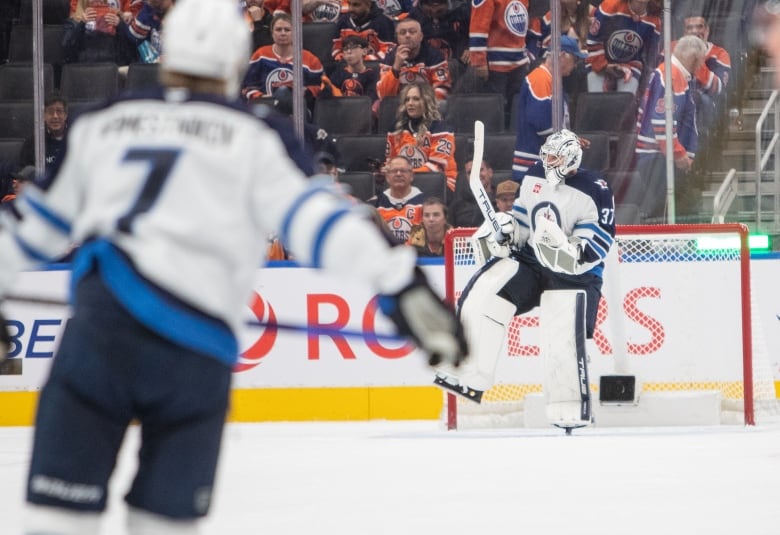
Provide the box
[378,267,468,367]
[0,310,10,363]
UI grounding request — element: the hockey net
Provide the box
[443,223,780,429]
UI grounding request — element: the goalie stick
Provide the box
[468,120,502,234]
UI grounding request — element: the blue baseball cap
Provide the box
[560,35,587,59]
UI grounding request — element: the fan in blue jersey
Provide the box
[434,129,615,408]
[0,0,467,533]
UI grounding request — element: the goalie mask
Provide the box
[539,130,582,187]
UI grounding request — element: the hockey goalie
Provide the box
[435,129,616,432]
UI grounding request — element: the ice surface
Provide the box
[2,420,780,534]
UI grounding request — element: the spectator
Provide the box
[586,0,661,94]
[513,35,586,181]
[377,17,451,102]
[407,0,470,81]
[526,0,593,114]
[1,165,35,204]
[672,14,732,135]
[260,0,343,23]
[22,92,69,170]
[242,12,325,109]
[63,0,141,65]
[326,35,379,101]
[448,158,494,228]
[465,0,531,122]
[406,196,452,256]
[372,155,425,243]
[494,179,518,212]
[332,0,396,62]
[633,34,706,221]
[527,0,593,60]
[385,82,457,193]
[121,0,172,64]
[375,0,413,21]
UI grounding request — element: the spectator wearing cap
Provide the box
[406,196,452,256]
[447,158,494,228]
[1,165,35,204]
[512,35,587,181]
[326,35,379,103]
[22,92,69,171]
[494,180,518,212]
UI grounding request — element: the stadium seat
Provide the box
[445,93,505,134]
[67,99,103,122]
[0,63,54,100]
[335,134,386,172]
[59,62,120,101]
[0,138,27,168]
[611,131,637,173]
[578,131,611,173]
[338,171,375,201]
[376,96,399,134]
[18,0,70,25]
[302,22,338,67]
[125,63,161,91]
[483,133,516,171]
[0,101,35,141]
[313,96,372,135]
[573,92,637,133]
[414,171,447,200]
[7,24,65,66]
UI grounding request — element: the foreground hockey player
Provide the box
[434,129,615,431]
[0,0,467,533]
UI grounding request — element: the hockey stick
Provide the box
[2,293,407,343]
[468,120,501,233]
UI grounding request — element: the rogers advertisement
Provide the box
[2,257,780,392]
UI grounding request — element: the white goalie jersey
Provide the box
[502,160,615,277]
[0,91,416,366]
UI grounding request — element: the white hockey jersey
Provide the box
[0,90,415,366]
[512,161,615,277]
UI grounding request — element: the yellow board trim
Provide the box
[4,382,780,427]
[0,386,445,426]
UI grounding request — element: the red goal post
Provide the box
[443,223,777,429]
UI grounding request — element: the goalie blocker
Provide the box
[541,289,591,433]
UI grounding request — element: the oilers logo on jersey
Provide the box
[504,1,529,37]
[399,144,427,169]
[265,68,293,95]
[312,2,341,22]
[606,30,643,63]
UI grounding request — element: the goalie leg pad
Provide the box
[435,258,518,396]
[541,289,591,429]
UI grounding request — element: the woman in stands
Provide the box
[384,82,456,194]
[241,12,325,117]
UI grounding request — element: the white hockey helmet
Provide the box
[539,129,582,186]
[161,0,250,97]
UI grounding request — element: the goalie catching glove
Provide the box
[533,216,584,275]
[378,267,468,367]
